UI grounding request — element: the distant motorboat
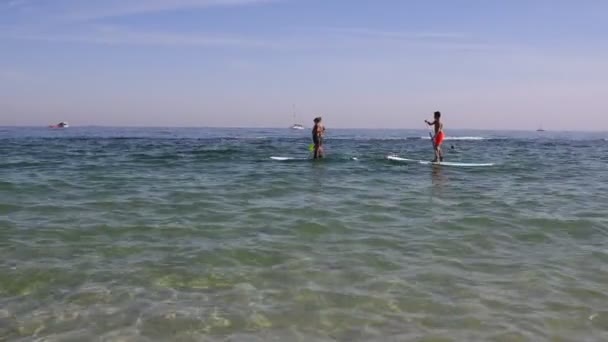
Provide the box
[49,121,69,128]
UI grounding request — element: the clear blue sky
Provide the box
[1,0,607,130]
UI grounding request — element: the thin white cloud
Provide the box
[60,0,280,21]
[1,25,517,53]
[6,0,28,8]
[0,69,29,82]
[4,25,278,48]
[310,26,521,52]
[1,0,282,48]
[317,27,468,40]
[2,1,508,53]
[3,0,33,11]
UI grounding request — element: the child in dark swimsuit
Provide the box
[312,117,325,159]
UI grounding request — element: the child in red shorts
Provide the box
[425,111,445,162]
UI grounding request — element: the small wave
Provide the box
[326,137,409,141]
[421,136,487,141]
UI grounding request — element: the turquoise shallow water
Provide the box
[1,127,608,341]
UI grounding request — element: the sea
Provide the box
[1,127,607,342]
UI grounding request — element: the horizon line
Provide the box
[1,125,606,134]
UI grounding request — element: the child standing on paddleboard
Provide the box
[312,117,325,159]
[425,111,445,162]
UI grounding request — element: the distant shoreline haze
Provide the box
[2,125,608,134]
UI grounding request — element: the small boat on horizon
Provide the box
[49,121,69,129]
[290,105,305,130]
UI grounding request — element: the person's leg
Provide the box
[432,135,439,162]
[318,138,324,158]
[313,136,319,159]
[434,133,444,162]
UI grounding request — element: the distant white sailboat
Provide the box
[536,124,545,132]
[290,104,304,130]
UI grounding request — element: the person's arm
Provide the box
[425,120,435,126]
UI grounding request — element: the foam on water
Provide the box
[420,136,487,140]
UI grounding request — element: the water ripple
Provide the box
[1,128,608,341]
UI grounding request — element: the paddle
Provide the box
[427,125,437,154]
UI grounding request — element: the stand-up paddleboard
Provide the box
[270,156,358,161]
[387,155,494,167]
[270,156,304,161]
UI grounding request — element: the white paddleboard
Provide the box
[387,155,494,167]
[270,156,302,161]
[271,156,358,161]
